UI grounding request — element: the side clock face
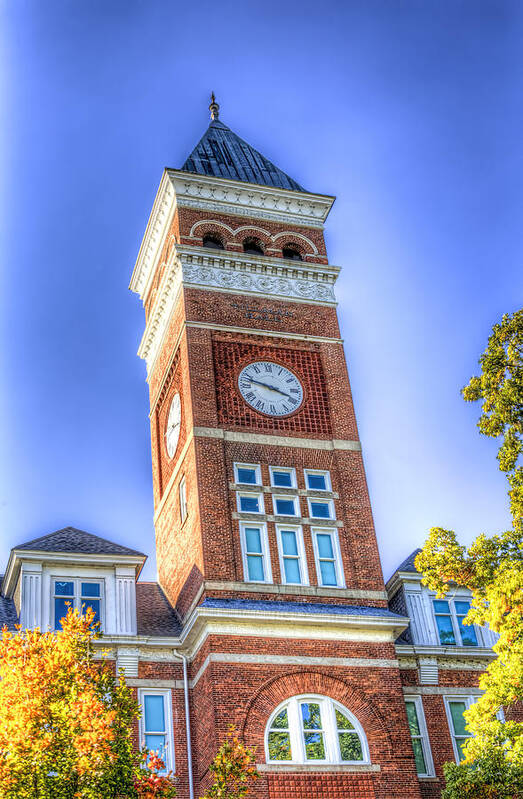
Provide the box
[165,393,181,458]
[238,361,304,417]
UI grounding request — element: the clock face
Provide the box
[165,393,181,458]
[238,361,304,417]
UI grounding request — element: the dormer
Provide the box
[386,549,498,650]
[1,527,146,636]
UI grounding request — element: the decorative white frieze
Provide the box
[138,246,340,375]
[129,169,336,305]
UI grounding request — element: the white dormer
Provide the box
[2,527,146,636]
[386,549,498,650]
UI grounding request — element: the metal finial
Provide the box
[209,92,220,121]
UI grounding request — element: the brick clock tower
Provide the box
[130,96,421,799]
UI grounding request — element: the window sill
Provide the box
[257,763,380,773]
[418,776,439,781]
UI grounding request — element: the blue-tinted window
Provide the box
[236,466,258,485]
[239,494,261,513]
[271,470,294,488]
[310,501,332,519]
[275,498,297,516]
[305,472,329,491]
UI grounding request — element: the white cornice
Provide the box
[2,550,146,597]
[137,245,340,374]
[170,170,335,228]
[129,169,336,304]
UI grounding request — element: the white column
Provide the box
[115,567,137,635]
[20,563,43,630]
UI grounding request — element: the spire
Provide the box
[209,92,220,121]
[181,100,305,192]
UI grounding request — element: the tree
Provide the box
[416,309,523,794]
[0,607,176,799]
[200,727,259,799]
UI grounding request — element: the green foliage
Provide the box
[0,607,176,799]
[442,742,523,799]
[200,727,259,799]
[416,309,523,792]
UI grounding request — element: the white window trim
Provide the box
[444,696,475,763]
[265,695,370,765]
[52,577,105,630]
[307,497,335,520]
[269,466,297,489]
[276,525,309,586]
[304,469,332,492]
[236,490,265,514]
[311,528,345,588]
[431,597,480,647]
[404,695,435,777]
[234,462,262,486]
[179,476,187,524]
[239,522,273,584]
[273,494,299,517]
[138,688,175,773]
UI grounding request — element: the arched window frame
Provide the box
[281,244,303,261]
[202,233,225,250]
[242,237,265,255]
[265,694,370,765]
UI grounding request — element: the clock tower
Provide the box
[130,97,421,799]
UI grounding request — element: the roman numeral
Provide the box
[264,363,271,372]
[288,397,298,406]
[286,378,294,384]
[290,388,299,394]
[281,404,289,412]
[253,365,261,373]
[269,404,276,413]
[255,400,263,410]
[246,392,256,401]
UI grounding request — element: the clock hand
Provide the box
[245,377,290,398]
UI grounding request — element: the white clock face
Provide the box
[238,361,304,417]
[165,393,181,458]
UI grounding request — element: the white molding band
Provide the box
[185,320,343,344]
[402,686,483,696]
[203,580,387,602]
[257,763,381,773]
[191,652,400,688]
[193,427,361,451]
[137,247,341,374]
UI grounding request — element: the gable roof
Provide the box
[13,527,145,558]
[181,119,305,192]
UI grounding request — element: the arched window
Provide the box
[243,237,264,255]
[282,245,302,261]
[266,695,369,764]
[202,233,224,250]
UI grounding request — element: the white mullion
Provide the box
[288,697,303,763]
[324,697,338,763]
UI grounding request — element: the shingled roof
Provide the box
[181,118,305,193]
[136,583,181,637]
[13,527,145,558]
[394,549,422,574]
[0,582,18,630]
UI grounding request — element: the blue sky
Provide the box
[1,0,521,582]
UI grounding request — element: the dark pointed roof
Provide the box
[395,549,422,574]
[181,118,305,192]
[13,527,145,558]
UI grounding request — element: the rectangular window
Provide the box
[276,526,308,585]
[308,498,335,520]
[273,495,299,517]
[312,529,344,588]
[237,492,264,514]
[240,523,272,583]
[304,469,331,492]
[53,579,103,630]
[179,477,187,524]
[433,599,478,646]
[234,463,261,486]
[404,697,434,776]
[445,698,474,762]
[269,467,296,489]
[138,689,174,773]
